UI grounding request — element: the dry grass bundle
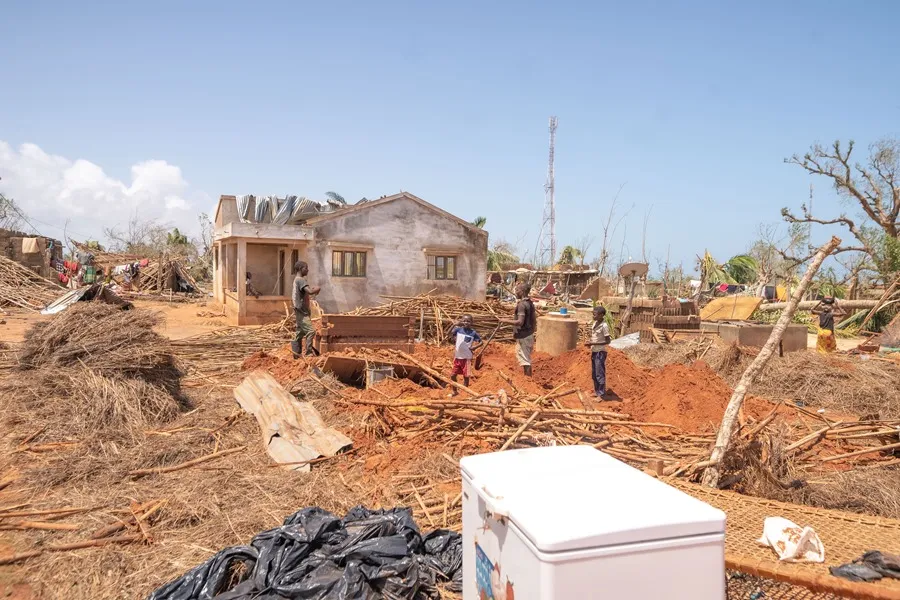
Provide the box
[17,303,172,375]
[798,467,900,519]
[0,368,182,444]
[751,352,900,419]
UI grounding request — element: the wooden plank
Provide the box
[700,296,762,321]
[324,314,413,328]
[319,341,414,354]
[233,371,352,471]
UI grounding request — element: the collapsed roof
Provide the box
[235,195,354,225]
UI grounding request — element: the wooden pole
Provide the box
[701,236,841,488]
[619,274,638,336]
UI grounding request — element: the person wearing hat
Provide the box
[812,297,844,354]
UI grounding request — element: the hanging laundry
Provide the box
[58,272,69,285]
[52,259,64,273]
[21,238,40,253]
[83,265,96,284]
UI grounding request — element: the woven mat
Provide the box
[675,482,900,600]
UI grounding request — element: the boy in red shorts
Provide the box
[449,315,482,395]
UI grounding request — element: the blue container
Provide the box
[558,307,568,315]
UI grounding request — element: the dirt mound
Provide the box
[534,347,649,400]
[241,347,314,384]
[619,361,731,432]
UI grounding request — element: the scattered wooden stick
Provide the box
[500,411,540,451]
[128,446,245,478]
[18,425,47,447]
[46,534,144,551]
[820,441,900,463]
[0,506,100,520]
[397,351,478,396]
[0,521,80,531]
[0,550,43,565]
[411,484,435,527]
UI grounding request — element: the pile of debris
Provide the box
[0,254,62,311]
[171,315,294,378]
[72,241,201,296]
[350,293,518,343]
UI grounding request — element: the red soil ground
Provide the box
[241,340,782,435]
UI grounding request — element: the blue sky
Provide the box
[1,0,898,274]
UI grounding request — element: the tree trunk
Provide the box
[700,236,841,488]
[756,299,879,312]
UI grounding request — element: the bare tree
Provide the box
[104,214,171,254]
[783,139,900,274]
[0,193,28,232]
[598,183,632,278]
[574,234,595,268]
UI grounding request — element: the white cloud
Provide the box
[0,141,209,242]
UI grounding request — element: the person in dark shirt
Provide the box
[291,261,321,358]
[503,283,536,376]
[812,297,844,354]
[448,315,482,395]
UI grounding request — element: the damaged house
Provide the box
[212,192,488,324]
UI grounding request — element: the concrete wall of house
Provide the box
[215,197,240,228]
[700,322,808,353]
[306,197,488,313]
[246,243,281,296]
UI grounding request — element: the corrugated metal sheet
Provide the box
[235,194,347,224]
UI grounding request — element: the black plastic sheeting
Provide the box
[148,506,462,600]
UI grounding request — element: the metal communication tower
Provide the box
[537,116,558,267]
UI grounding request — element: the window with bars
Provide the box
[427,255,457,280]
[331,250,367,277]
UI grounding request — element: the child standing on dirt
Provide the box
[449,315,482,395]
[586,305,611,398]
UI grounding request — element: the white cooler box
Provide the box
[461,445,726,599]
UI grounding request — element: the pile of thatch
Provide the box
[0,254,62,311]
[1,304,187,445]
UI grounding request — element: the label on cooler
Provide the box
[475,542,516,600]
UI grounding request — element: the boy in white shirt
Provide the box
[449,315,482,395]
[586,306,611,398]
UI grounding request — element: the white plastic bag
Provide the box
[757,516,825,563]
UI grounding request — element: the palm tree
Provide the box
[557,245,583,266]
[722,254,758,285]
[472,216,487,229]
[697,251,759,290]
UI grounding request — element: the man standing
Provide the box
[586,306,611,398]
[504,283,536,376]
[292,261,321,358]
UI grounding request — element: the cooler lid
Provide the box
[461,446,725,553]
